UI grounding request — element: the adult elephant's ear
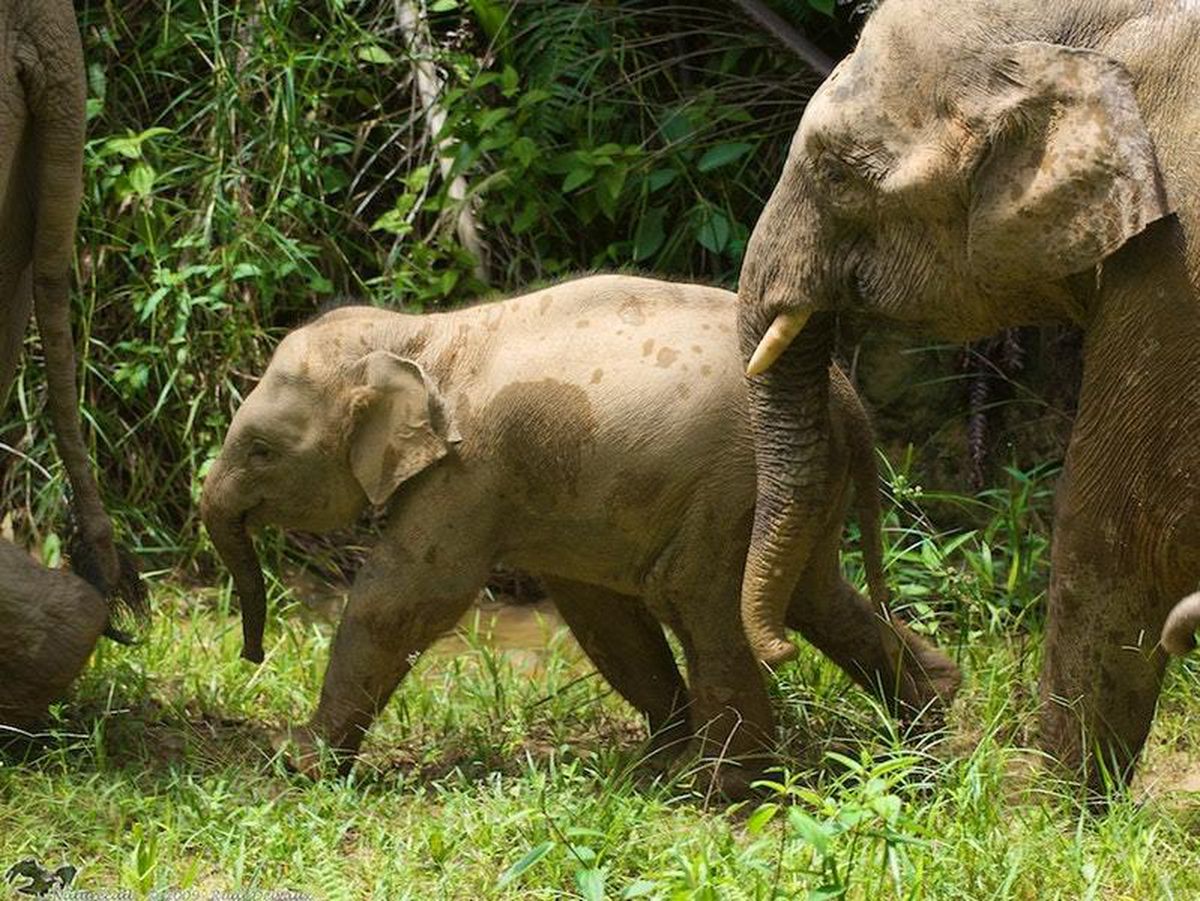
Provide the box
[966,42,1172,287]
[348,351,461,506]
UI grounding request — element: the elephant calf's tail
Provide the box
[1161,592,1200,656]
[836,370,891,622]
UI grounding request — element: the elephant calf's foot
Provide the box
[891,627,962,722]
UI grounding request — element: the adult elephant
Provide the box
[737,0,1198,790]
[0,0,139,605]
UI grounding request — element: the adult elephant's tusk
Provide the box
[745,310,810,376]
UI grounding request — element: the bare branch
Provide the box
[394,0,490,283]
[731,0,835,76]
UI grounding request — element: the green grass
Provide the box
[6,466,1200,898]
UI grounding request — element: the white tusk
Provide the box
[745,310,811,376]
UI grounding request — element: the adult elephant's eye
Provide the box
[825,158,852,185]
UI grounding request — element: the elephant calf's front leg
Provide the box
[293,536,490,773]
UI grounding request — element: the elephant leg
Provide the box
[296,515,493,772]
[0,538,107,731]
[541,576,690,760]
[0,266,32,410]
[1038,525,1167,796]
[786,574,962,718]
[667,601,775,800]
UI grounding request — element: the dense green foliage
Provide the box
[1,0,844,568]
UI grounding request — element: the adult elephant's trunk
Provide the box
[201,473,267,664]
[740,308,834,665]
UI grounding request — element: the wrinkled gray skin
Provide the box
[202,275,960,797]
[0,538,107,730]
[0,0,129,597]
[737,0,1200,791]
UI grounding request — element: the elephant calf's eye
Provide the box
[247,440,275,463]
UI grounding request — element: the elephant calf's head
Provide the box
[201,320,460,662]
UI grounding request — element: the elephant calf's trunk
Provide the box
[202,502,267,664]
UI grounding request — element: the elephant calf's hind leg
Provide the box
[544,577,690,763]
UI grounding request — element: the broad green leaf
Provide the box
[562,166,595,193]
[232,263,263,280]
[356,44,394,65]
[632,207,666,261]
[746,803,780,836]
[697,142,754,172]
[808,0,836,15]
[127,162,156,196]
[788,809,831,857]
[468,0,508,39]
[575,867,606,901]
[497,841,554,888]
[645,168,679,193]
[695,208,731,254]
[431,0,459,11]
[621,880,656,899]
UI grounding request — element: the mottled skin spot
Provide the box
[700,364,713,377]
[605,467,665,514]
[619,297,646,325]
[539,293,554,315]
[576,319,590,328]
[590,368,603,384]
[642,339,655,357]
[655,347,679,368]
[478,379,597,503]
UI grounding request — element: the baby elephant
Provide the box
[0,539,109,731]
[202,275,960,795]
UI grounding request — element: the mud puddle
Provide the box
[283,568,575,668]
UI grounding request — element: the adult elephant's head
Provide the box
[201,322,459,663]
[738,0,1173,664]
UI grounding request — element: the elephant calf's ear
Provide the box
[966,42,1172,288]
[349,351,457,506]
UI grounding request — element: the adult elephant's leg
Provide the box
[673,628,774,799]
[0,267,32,410]
[543,576,690,759]
[668,599,775,800]
[1038,504,1168,795]
[27,14,122,594]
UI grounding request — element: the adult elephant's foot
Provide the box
[1037,557,1168,800]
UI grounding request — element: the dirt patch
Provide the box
[1135,750,1200,800]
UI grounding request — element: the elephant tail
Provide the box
[68,521,150,642]
[1160,592,1200,656]
[833,367,891,623]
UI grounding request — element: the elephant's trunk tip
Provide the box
[242,641,265,665]
[753,636,799,667]
[1160,591,1200,656]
